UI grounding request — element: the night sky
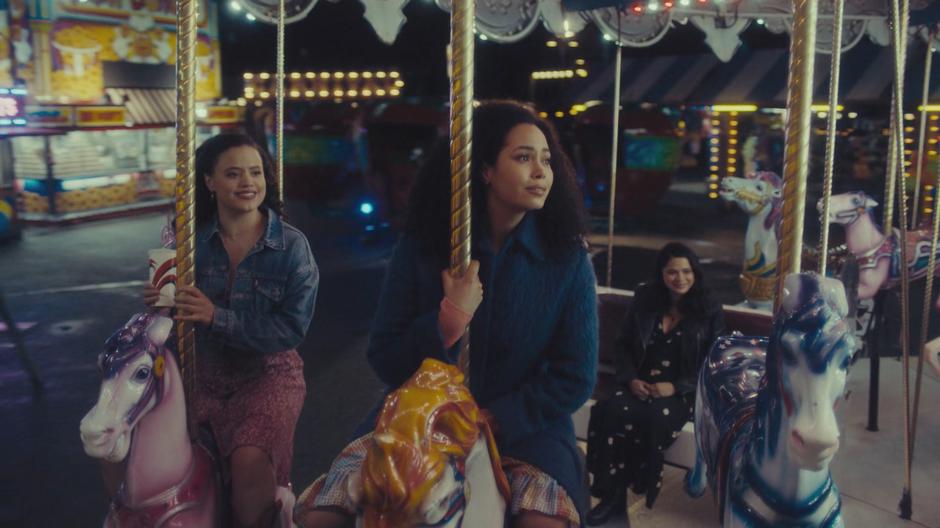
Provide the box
[216,1,789,106]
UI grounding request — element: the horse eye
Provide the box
[852,197,861,206]
[133,366,151,382]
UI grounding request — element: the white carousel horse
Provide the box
[686,273,858,527]
[719,172,783,310]
[819,191,940,300]
[79,312,295,527]
[300,358,509,528]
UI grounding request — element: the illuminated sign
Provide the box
[200,106,243,125]
[75,106,127,127]
[0,88,27,126]
[56,0,209,26]
[25,105,74,127]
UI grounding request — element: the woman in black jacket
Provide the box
[585,242,724,526]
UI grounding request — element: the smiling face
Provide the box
[204,145,267,217]
[483,123,554,215]
[662,257,695,299]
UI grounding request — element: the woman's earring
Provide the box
[209,191,215,201]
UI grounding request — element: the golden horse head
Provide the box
[359,358,511,528]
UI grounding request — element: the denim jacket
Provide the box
[193,209,319,356]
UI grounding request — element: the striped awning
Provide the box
[104,88,175,126]
[575,40,940,107]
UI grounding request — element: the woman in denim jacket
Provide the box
[144,133,318,527]
[297,101,598,528]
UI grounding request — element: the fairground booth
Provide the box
[0,0,242,226]
[572,32,940,225]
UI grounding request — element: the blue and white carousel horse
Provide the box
[686,273,859,527]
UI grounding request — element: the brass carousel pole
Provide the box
[175,0,197,436]
[276,0,285,203]
[606,42,622,288]
[450,0,474,379]
[888,0,914,519]
[775,0,817,310]
[818,0,845,277]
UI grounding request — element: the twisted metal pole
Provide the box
[450,0,474,380]
[775,0,817,312]
[276,0,285,203]
[884,107,899,230]
[818,0,845,277]
[887,0,914,519]
[175,0,197,436]
[606,43,622,288]
[911,39,934,228]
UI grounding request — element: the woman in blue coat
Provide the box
[297,100,598,527]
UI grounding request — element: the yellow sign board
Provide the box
[75,106,127,127]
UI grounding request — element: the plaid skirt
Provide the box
[295,433,580,526]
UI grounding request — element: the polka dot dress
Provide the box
[586,319,693,508]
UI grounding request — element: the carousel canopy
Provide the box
[239,0,936,59]
[572,40,940,108]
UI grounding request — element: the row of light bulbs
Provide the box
[244,71,401,80]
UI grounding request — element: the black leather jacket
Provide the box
[614,283,724,397]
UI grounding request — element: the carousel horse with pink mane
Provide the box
[820,191,940,300]
[296,358,509,528]
[719,172,783,310]
[80,312,295,527]
[686,273,858,527]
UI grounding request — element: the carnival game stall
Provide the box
[0,0,241,222]
[573,104,680,218]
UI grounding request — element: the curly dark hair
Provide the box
[194,133,285,225]
[647,242,714,320]
[405,100,587,260]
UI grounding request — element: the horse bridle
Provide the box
[124,345,165,428]
[830,192,871,226]
[99,323,166,429]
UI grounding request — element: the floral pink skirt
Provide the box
[192,349,306,486]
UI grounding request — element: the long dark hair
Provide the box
[405,100,587,260]
[647,242,712,320]
[194,133,284,225]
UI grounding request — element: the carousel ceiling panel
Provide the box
[238,0,318,24]
[539,0,588,38]
[589,7,672,47]
[435,0,542,43]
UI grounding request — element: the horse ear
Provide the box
[146,315,174,347]
[865,196,879,209]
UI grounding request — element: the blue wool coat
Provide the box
[359,213,599,519]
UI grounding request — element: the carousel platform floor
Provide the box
[588,358,940,528]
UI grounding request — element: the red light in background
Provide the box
[632,3,643,12]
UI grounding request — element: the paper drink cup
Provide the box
[148,249,177,307]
